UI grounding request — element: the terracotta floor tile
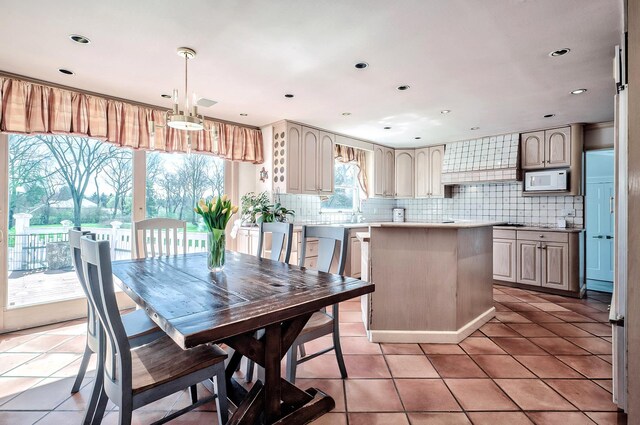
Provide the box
[0,411,47,423]
[517,311,564,323]
[419,344,465,355]
[514,355,583,378]
[0,376,42,405]
[37,411,86,425]
[584,411,629,425]
[496,311,532,323]
[339,337,381,355]
[565,337,612,355]
[539,323,593,337]
[47,322,88,336]
[479,323,521,337]
[491,338,548,355]
[572,322,612,337]
[100,410,168,425]
[386,355,439,378]
[584,311,611,322]
[2,353,79,377]
[466,412,534,425]
[545,379,619,411]
[380,343,423,355]
[301,336,333,353]
[444,379,518,411]
[339,322,366,336]
[471,355,535,378]
[339,302,362,312]
[549,311,596,323]
[459,337,506,354]
[512,294,550,303]
[428,355,487,378]
[598,354,613,364]
[502,302,543,312]
[526,411,596,425]
[6,334,73,353]
[0,334,38,352]
[556,355,613,379]
[407,412,471,424]
[593,379,613,394]
[529,303,570,312]
[395,379,461,411]
[344,379,403,412]
[529,337,590,355]
[296,379,345,412]
[52,354,97,378]
[0,377,78,410]
[307,412,346,425]
[494,294,523,303]
[296,354,343,379]
[340,311,364,323]
[343,354,390,378]
[348,412,410,425]
[494,303,513,312]
[494,379,576,411]
[508,323,557,337]
[557,303,603,316]
[47,334,87,353]
[0,353,40,375]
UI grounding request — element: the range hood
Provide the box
[441,133,521,185]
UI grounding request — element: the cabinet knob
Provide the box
[539,235,544,238]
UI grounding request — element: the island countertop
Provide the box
[369,221,505,229]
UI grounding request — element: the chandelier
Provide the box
[148,47,217,152]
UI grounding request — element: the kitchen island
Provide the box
[360,221,501,343]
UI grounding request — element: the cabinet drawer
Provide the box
[304,239,319,256]
[517,231,568,243]
[493,229,516,239]
[304,256,318,270]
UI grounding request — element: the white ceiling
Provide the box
[0,0,622,147]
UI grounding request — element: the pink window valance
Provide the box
[0,77,264,164]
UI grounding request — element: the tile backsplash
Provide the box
[273,182,584,228]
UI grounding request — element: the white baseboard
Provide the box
[367,307,496,344]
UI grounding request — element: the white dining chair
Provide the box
[133,218,187,258]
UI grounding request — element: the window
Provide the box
[146,151,224,230]
[320,161,360,211]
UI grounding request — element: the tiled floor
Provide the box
[0,285,628,424]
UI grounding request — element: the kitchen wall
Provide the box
[274,183,584,228]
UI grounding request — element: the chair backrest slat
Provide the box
[133,218,187,259]
[299,226,348,275]
[81,236,131,391]
[69,228,97,340]
[256,222,294,263]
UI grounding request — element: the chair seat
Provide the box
[121,309,159,338]
[131,336,227,394]
[300,311,333,336]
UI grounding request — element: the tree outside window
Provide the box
[320,161,360,211]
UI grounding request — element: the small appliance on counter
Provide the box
[392,208,405,222]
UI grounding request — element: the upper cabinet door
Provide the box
[285,123,302,193]
[318,131,335,194]
[521,131,545,170]
[394,150,415,198]
[414,148,429,198]
[301,127,319,194]
[545,127,571,168]
[373,146,385,197]
[428,145,445,198]
[384,148,395,198]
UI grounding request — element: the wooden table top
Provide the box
[111,251,374,349]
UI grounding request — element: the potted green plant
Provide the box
[240,191,270,226]
[256,202,295,223]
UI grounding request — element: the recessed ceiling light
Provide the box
[543,114,556,118]
[240,113,248,116]
[342,112,351,116]
[384,126,392,130]
[549,48,570,57]
[470,127,480,130]
[397,85,410,91]
[284,94,294,98]
[354,62,369,69]
[440,110,451,114]
[58,68,74,75]
[161,94,172,99]
[571,88,587,95]
[415,137,421,140]
[69,34,91,44]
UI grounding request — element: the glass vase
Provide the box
[207,229,226,272]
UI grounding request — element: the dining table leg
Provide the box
[223,313,336,425]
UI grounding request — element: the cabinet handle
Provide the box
[592,235,604,239]
[610,196,614,214]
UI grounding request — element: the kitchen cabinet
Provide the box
[493,227,583,296]
[521,126,571,170]
[394,149,415,198]
[236,228,260,257]
[415,145,445,198]
[271,121,334,195]
[373,145,395,198]
[349,235,362,278]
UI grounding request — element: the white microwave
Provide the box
[524,169,569,192]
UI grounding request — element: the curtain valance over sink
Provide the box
[0,76,264,164]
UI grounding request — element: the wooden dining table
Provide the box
[111,250,374,425]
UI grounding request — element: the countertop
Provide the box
[493,225,584,233]
[369,221,505,229]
